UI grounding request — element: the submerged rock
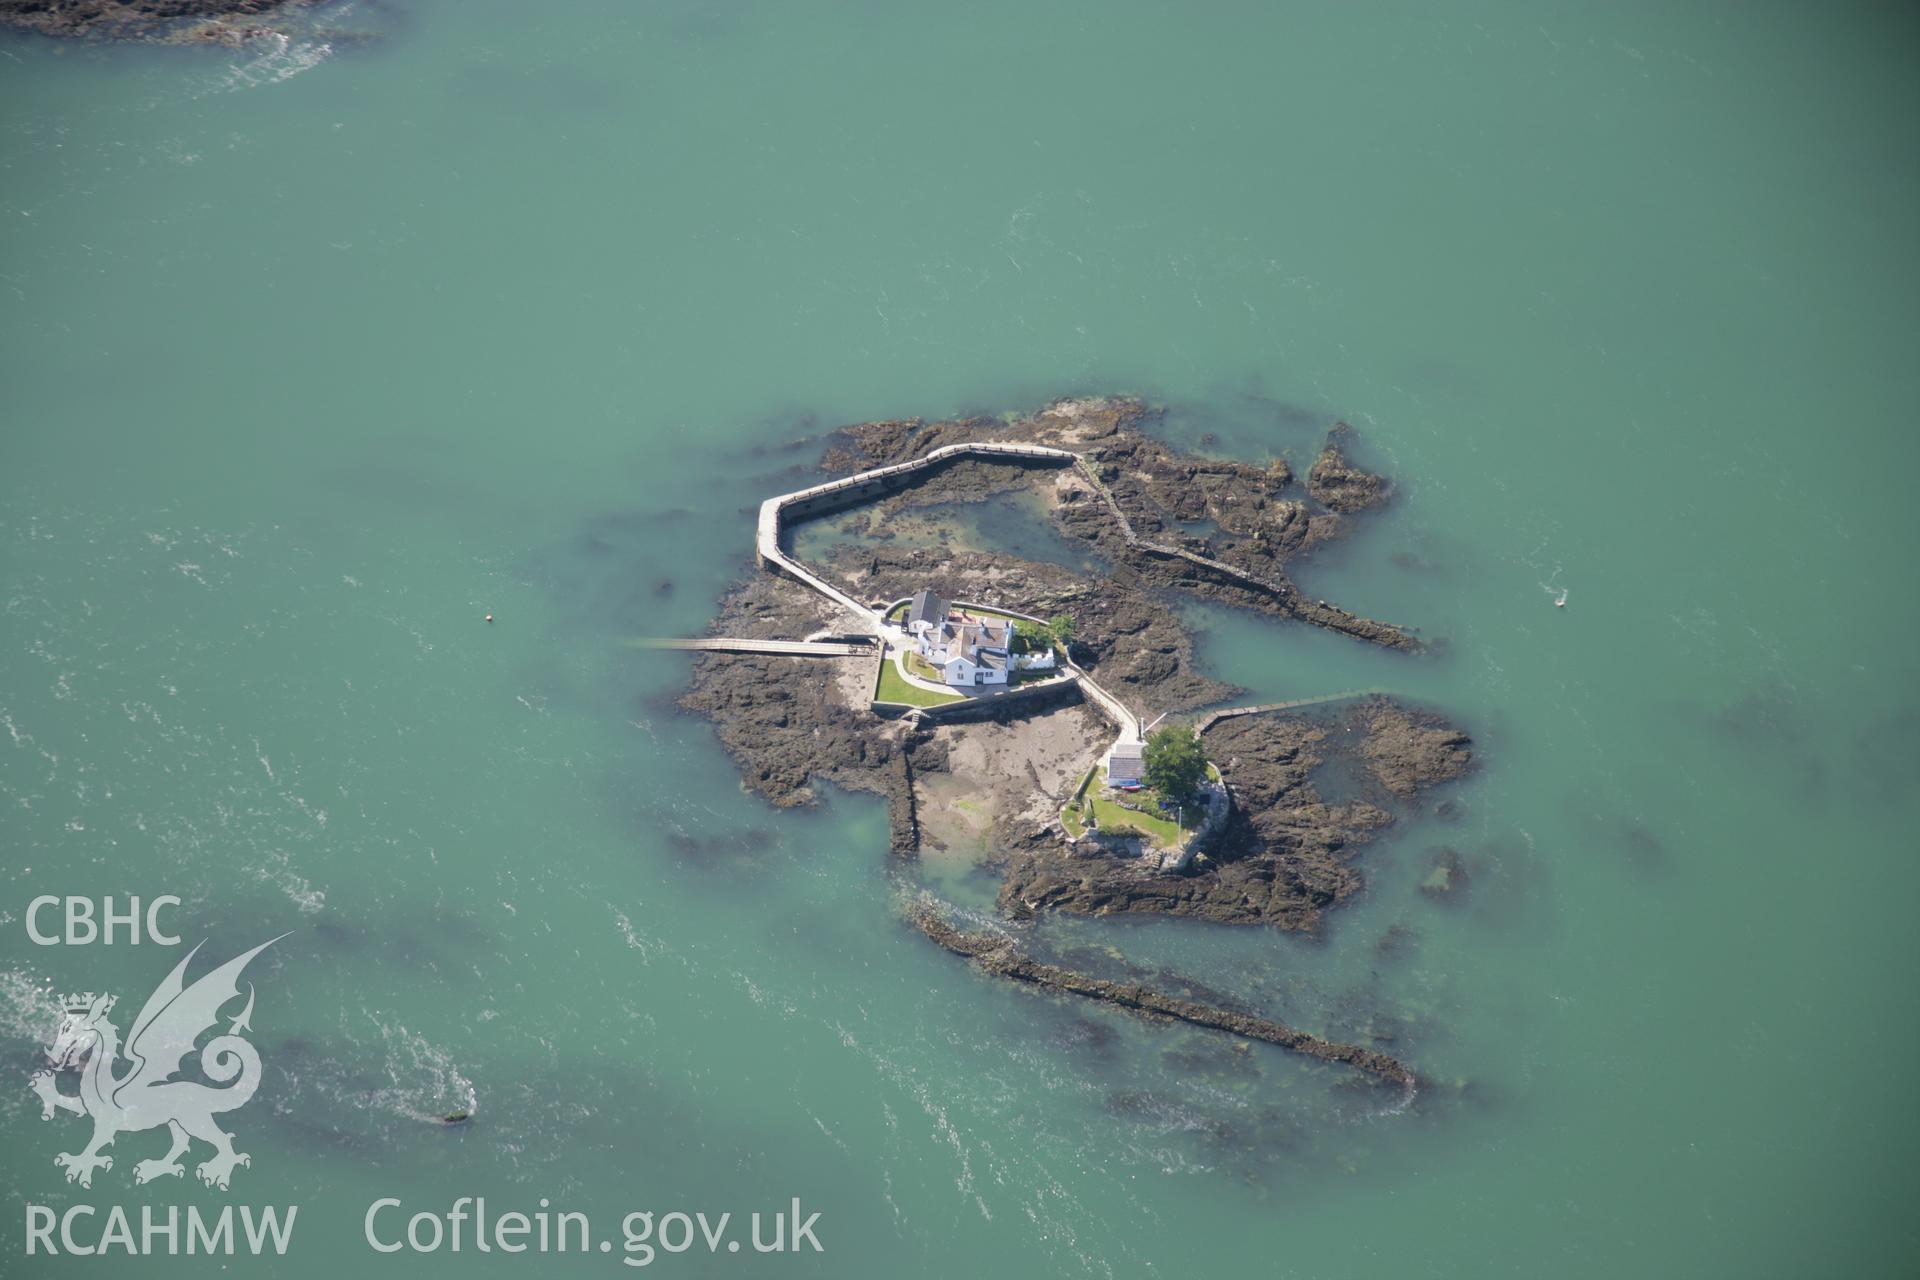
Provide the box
[909,904,1418,1089]
[1419,847,1470,902]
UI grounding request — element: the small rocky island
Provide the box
[675,397,1471,1092]
[0,0,352,46]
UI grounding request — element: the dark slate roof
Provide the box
[907,589,947,629]
[943,618,1006,661]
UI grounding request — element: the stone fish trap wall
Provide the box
[757,434,1398,652]
[755,442,1081,621]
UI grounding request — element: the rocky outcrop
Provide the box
[1307,423,1391,514]
[1349,701,1473,797]
[683,401,1472,930]
[997,698,1470,930]
[676,574,903,809]
[909,905,1416,1089]
[675,401,1473,1083]
[1,0,313,44]
[824,397,1422,652]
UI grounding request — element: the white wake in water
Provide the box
[197,32,334,98]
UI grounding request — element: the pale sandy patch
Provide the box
[915,702,1107,860]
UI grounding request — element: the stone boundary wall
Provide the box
[759,440,1402,785]
[1065,455,1412,649]
[754,433,1409,650]
[1067,454,1289,593]
[755,443,1079,621]
[878,672,1082,724]
[1193,688,1388,734]
[1157,776,1233,873]
[886,747,920,857]
[776,443,1075,526]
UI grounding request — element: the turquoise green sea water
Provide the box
[3,2,1916,1275]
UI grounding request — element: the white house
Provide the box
[1011,647,1057,674]
[905,589,1016,688]
[1105,739,1145,787]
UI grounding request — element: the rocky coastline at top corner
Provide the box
[0,0,354,47]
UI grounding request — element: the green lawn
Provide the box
[1088,794,1183,846]
[1086,771,1204,847]
[875,658,963,707]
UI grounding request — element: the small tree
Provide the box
[1143,724,1207,804]
[1046,614,1076,652]
[1012,619,1052,653]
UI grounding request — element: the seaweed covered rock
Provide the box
[1307,423,1391,514]
[824,397,1421,651]
[679,400,1470,934]
[3,0,318,44]
[997,698,1470,930]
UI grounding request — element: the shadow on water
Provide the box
[1575,809,1670,875]
[308,905,504,972]
[523,504,725,639]
[1851,702,1920,811]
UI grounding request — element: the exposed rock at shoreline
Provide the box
[679,563,1469,933]
[676,540,1242,855]
[1349,700,1473,797]
[675,397,1472,1078]
[0,0,348,46]
[997,697,1469,930]
[681,401,1471,930]
[821,398,1422,652]
[908,904,1416,1089]
[674,572,920,849]
[1307,422,1392,514]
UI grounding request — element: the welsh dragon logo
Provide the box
[28,936,284,1190]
